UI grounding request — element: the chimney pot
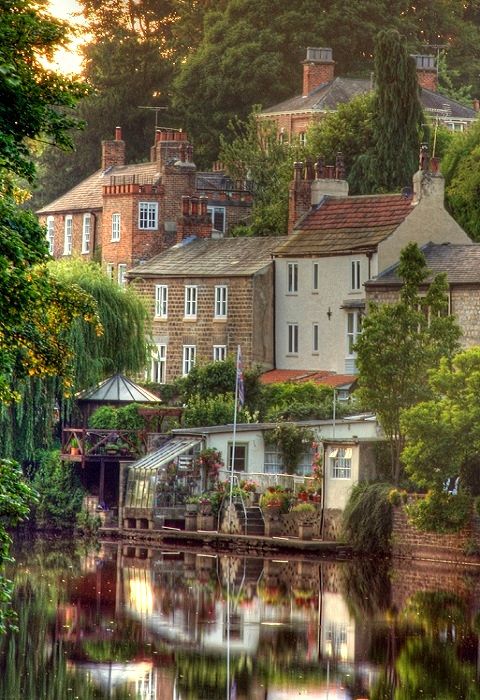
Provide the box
[199,195,208,216]
[115,126,122,141]
[182,195,190,216]
[190,196,199,216]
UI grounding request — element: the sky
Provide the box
[47,0,86,74]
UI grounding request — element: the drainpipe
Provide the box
[320,442,327,539]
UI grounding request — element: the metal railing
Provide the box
[218,469,315,494]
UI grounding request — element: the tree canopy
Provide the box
[355,243,461,483]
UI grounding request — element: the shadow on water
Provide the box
[0,535,480,698]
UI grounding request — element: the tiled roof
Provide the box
[261,77,476,121]
[275,194,414,256]
[37,161,160,214]
[128,236,287,278]
[367,242,480,287]
[260,369,357,388]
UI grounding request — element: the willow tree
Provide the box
[0,260,150,461]
[350,29,424,194]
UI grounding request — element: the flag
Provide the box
[236,345,244,408]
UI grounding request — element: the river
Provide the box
[0,535,478,699]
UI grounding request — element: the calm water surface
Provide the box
[0,535,479,699]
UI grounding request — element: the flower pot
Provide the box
[70,447,80,456]
[299,523,314,540]
[186,503,198,514]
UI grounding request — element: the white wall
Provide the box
[323,444,360,510]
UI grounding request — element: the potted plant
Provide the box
[186,495,199,514]
[70,437,80,456]
[291,501,316,540]
[105,442,119,455]
[260,487,290,515]
[240,479,258,505]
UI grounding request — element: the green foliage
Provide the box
[32,450,85,529]
[179,356,237,401]
[183,393,250,428]
[88,405,118,429]
[339,558,391,620]
[443,119,480,241]
[261,381,347,422]
[405,491,471,534]
[349,29,424,194]
[259,486,291,513]
[264,423,314,474]
[75,510,101,536]
[356,242,461,482]
[342,482,392,554]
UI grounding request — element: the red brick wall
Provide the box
[417,69,438,92]
[39,210,102,260]
[303,61,335,95]
[288,179,312,233]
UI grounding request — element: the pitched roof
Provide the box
[275,194,414,257]
[77,373,161,403]
[37,161,160,214]
[260,369,357,388]
[128,236,287,278]
[367,242,480,287]
[262,77,476,121]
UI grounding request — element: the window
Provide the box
[105,263,114,280]
[155,285,168,318]
[287,262,298,293]
[287,323,299,354]
[111,212,121,242]
[330,447,352,479]
[313,262,319,292]
[299,131,307,146]
[118,263,127,287]
[264,448,283,474]
[350,260,361,291]
[63,215,72,255]
[313,323,319,353]
[346,311,362,356]
[214,285,228,318]
[213,345,226,362]
[151,344,167,384]
[184,285,198,318]
[81,213,91,253]
[207,206,226,234]
[227,443,248,471]
[182,345,196,375]
[46,216,54,255]
[138,201,158,230]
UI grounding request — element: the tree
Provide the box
[355,243,461,483]
[350,29,424,194]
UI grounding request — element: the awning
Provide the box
[128,437,203,473]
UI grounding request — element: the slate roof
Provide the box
[274,194,414,257]
[262,77,477,121]
[260,369,357,388]
[77,373,161,403]
[37,161,160,214]
[127,236,287,278]
[366,242,480,287]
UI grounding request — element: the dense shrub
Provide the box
[32,450,85,529]
[405,491,471,533]
[342,482,393,554]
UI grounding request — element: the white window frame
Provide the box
[184,285,198,318]
[111,212,121,242]
[138,201,158,230]
[228,442,248,471]
[105,263,114,280]
[154,285,168,318]
[118,263,127,287]
[330,447,352,479]
[81,213,91,254]
[350,260,361,292]
[346,311,362,357]
[46,216,54,255]
[313,262,319,292]
[63,215,72,255]
[207,205,226,234]
[214,285,228,318]
[287,262,298,293]
[213,345,227,362]
[182,345,196,375]
[287,322,299,354]
[313,323,319,353]
[299,132,307,147]
[151,343,167,384]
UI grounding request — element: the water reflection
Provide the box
[0,537,479,699]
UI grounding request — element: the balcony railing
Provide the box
[62,428,147,461]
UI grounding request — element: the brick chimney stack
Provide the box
[101,126,126,170]
[413,54,438,92]
[150,129,191,171]
[302,47,335,97]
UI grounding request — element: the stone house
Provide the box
[37,127,253,284]
[127,236,286,382]
[366,241,480,348]
[273,157,472,375]
[259,47,478,144]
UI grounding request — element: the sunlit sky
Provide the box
[47,0,86,75]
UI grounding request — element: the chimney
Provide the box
[413,143,444,205]
[473,98,480,112]
[310,153,349,206]
[302,47,335,97]
[412,54,437,92]
[101,126,126,170]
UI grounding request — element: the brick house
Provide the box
[259,47,478,143]
[37,128,253,283]
[273,155,471,375]
[366,241,480,348]
[127,236,286,382]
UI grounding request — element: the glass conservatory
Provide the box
[122,437,205,528]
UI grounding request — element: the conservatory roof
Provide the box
[76,374,161,403]
[128,437,203,472]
